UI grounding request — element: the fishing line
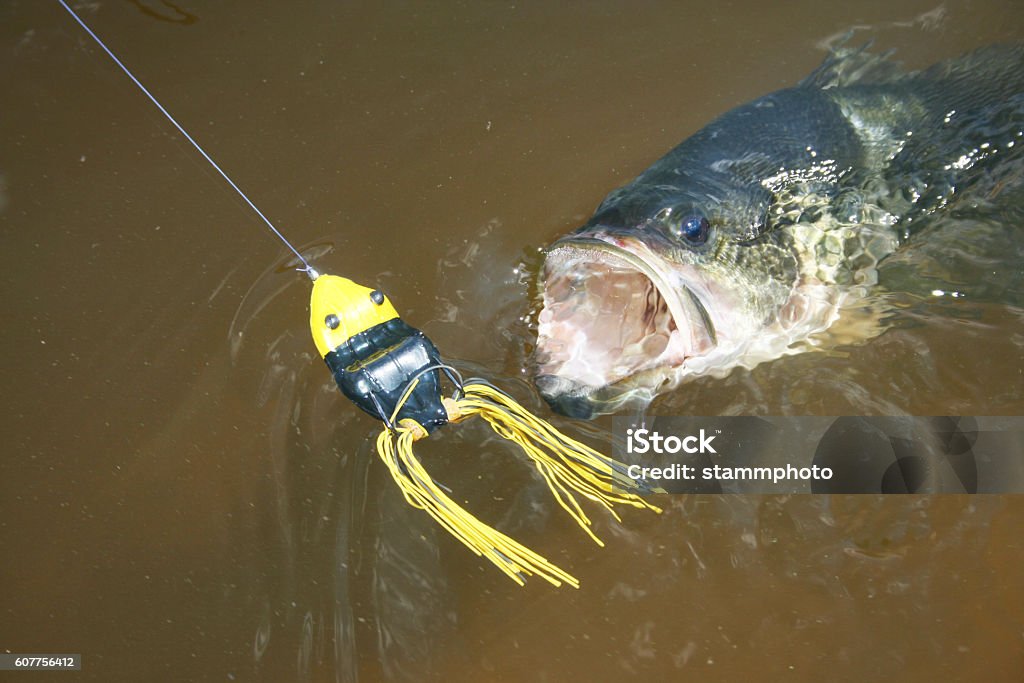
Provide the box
[60,0,662,587]
[57,0,318,278]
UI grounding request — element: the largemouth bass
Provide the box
[535,44,1024,417]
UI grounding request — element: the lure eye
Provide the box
[369,290,385,305]
[673,215,710,245]
[325,314,340,330]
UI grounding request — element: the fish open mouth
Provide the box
[534,237,716,415]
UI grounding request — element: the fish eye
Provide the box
[325,313,340,330]
[673,215,710,245]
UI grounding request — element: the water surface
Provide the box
[1,1,1022,681]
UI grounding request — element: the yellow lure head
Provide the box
[309,274,400,357]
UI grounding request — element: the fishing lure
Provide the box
[309,274,660,587]
[59,0,660,588]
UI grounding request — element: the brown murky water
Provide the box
[2,1,1023,681]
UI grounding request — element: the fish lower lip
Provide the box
[533,375,599,419]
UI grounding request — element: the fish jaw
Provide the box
[533,230,848,418]
[534,234,725,417]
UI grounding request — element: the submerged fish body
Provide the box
[535,44,1024,417]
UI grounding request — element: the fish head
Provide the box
[534,183,818,417]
